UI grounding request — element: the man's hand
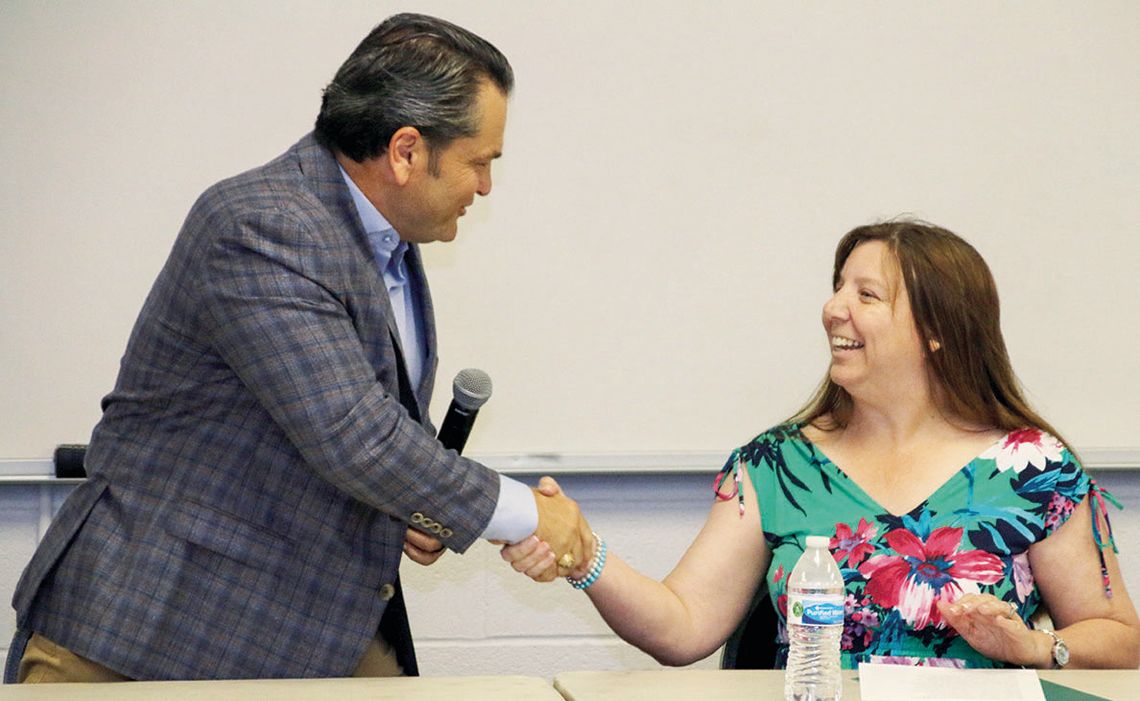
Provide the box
[531,476,592,580]
[404,528,446,566]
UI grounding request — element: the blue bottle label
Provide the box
[787,593,844,626]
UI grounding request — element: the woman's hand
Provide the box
[500,535,559,582]
[501,476,594,583]
[936,594,1048,667]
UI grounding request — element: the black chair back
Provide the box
[720,585,779,669]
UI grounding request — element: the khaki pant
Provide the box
[18,631,402,683]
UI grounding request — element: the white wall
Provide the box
[3,0,1138,675]
[3,1,1139,462]
[4,469,1140,677]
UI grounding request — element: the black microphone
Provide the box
[436,368,492,455]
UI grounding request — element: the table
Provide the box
[553,669,1135,700]
[0,675,562,700]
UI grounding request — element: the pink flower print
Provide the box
[870,655,967,668]
[832,518,878,568]
[858,608,880,646]
[1011,552,1034,603]
[773,563,788,637]
[1044,492,1076,531]
[981,428,1064,474]
[858,526,1004,630]
[842,593,878,650]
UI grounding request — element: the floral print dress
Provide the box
[718,424,1118,669]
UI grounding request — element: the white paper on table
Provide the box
[858,663,1045,701]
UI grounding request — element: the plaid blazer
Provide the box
[11,134,501,680]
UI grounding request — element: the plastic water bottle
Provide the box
[785,535,844,701]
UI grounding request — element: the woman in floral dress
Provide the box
[504,220,1140,669]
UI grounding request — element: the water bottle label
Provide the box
[787,593,844,626]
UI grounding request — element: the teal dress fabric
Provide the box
[720,423,1115,669]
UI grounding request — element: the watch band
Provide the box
[1040,629,1070,669]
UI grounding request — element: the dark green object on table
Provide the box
[1040,678,1111,701]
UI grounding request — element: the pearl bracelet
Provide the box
[566,532,607,590]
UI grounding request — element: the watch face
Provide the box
[1054,639,1070,667]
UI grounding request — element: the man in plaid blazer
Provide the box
[8,14,590,682]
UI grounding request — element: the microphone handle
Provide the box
[437,400,479,454]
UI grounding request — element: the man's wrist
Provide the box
[480,475,539,543]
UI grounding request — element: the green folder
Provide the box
[1040,678,1112,701]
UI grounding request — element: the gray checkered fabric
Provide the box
[11,134,501,680]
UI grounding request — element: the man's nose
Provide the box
[476,171,493,197]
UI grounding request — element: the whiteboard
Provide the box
[2,1,1137,462]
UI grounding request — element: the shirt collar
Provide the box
[339,166,409,283]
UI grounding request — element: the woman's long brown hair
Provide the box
[789,220,1075,455]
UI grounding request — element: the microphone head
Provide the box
[452,368,492,411]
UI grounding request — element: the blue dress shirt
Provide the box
[339,168,535,543]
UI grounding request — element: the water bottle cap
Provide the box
[806,535,830,549]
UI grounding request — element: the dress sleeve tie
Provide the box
[1089,478,1122,598]
[714,452,745,518]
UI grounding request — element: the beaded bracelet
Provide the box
[563,532,602,588]
[566,532,607,590]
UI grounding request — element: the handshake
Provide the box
[404,477,600,584]
[506,476,597,583]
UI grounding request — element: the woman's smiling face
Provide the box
[822,240,927,399]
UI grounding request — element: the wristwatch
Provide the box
[1041,629,1070,669]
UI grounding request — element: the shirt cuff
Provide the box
[481,474,538,544]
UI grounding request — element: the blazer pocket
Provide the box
[163,500,295,575]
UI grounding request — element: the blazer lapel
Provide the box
[387,328,421,423]
[293,133,433,425]
[405,244,437,410]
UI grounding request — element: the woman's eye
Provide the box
[859,290,878,300]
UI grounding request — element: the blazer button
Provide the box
[440,528,453,539]
[411,512,425,525]
[378,583,396,601]
[429,523,443,534]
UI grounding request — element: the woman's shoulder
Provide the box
[977,426,1081,474]
[797,419,835,448]
[731,423,812,466]
[741,422,804,447]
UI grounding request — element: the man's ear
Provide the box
[387,126,423,186]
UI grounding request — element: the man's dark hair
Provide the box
[314,13,513,164]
